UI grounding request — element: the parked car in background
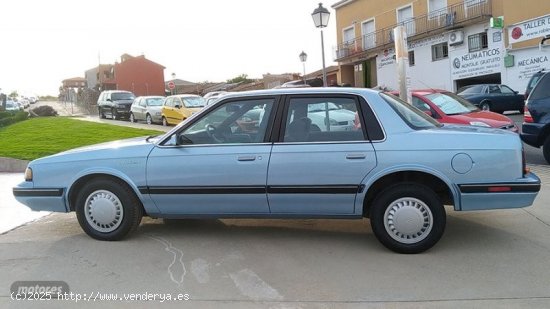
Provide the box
[205,92,229,106]
[129,96,165,124]
[14,88,540,254]
[161,94,205,126]
[457,84,524,113]
[395,90,518,132]
[521,71,550,164]
[97,90,136,120]
[525,69,546,99]
[5,100,20,112]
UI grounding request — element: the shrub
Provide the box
[29,105,58,117]
[0,111,28,128]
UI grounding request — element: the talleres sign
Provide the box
[508,14,550,44]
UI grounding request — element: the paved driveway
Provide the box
[1,166,549,308]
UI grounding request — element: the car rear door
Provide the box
[266,94,378,215]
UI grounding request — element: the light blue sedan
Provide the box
[13,88,541,253]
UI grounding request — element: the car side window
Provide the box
[171,98,275,145]
[283,97,365,143]
[489,85,501,94]
[412,96,430,111]
[500,85,514,94]
[165,98,173,107]
[139,98,146,107]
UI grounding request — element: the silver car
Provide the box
[129,96,165,124]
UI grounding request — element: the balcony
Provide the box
[333,0,492,62]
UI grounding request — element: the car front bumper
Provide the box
[457,172,541,211]
[13,182,68,212]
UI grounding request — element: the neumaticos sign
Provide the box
[451,48,502,80]
[508,14,550,44]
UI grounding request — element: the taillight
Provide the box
[524,105,533,123]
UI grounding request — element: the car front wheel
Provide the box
[162,116,168,126]
[111,108,118,120]
[370,182,446,254]
[99,108,106,119]
[129,113,136,123]
[75,178,143,241]
[146,114,153,125]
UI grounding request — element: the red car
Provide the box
[391,90,518,132]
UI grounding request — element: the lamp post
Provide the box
[171,72,176,95]
[299,51,307,85]
[311,3,330,87]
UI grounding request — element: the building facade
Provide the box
[332,0,550,93]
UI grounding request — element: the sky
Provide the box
[0,0,337,96]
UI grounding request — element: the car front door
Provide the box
[145,97,278,215]
[267,94,378,215]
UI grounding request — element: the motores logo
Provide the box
[453,58,461,69]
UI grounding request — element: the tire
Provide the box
[543,136,550,165]
[146,114,153,125]
[75,178,143,241]
[99,107,106,119]
[162,116,168,126]
[111,108,118,120]
[479,102,491,111]
[369,182,446,254]
[129,113,136,123]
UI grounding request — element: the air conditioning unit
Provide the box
[449,30,464,46]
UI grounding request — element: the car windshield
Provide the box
[112,92,135,100]
[380,93,441,129]
[146,98,164,106]
[308,102,340,112]
[457,85,484,94]
[182,97,205,108]
[424,92,478,115]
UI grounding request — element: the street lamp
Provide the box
[311,2,330,87]
[299,51,307,85]
[171,72,176,95]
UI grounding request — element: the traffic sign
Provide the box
[168,81,175,90]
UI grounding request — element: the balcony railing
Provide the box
[333,0,492,61]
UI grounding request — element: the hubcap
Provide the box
[384,197,433,244]
[84,190,124,233]
[147,115,152,124]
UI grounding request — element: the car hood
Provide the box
[447,111,514,128]
[31,136,157,165]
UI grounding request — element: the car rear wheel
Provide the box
[544,136,550,164]
[370,182,446,254]
[75,178,143,241]
[146,114,153,125]
[162,116,168,126]
[129,113,136,123]
[480,102,491,111]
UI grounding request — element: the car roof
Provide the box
[390,89,450,96]
[218,87,382,100]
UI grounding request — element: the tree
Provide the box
[9,91,18,98]
[227,74,253,84]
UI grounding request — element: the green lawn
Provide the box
[0,117,164,161]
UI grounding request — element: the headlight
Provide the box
[24,167,33,181]
[325,118,339,126]
[469,121,491,127]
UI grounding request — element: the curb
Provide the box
[0,157,29,173]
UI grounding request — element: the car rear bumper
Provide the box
[13,183,68,212]
[521,122,545,147]
[457,173,541,211]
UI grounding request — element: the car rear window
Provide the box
[380,93,441,130]
[529,73,550,101]
[457,85,484,94]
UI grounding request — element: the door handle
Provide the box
[238,155,256,161]
[346,153,366,160]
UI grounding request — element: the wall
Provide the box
[114,57,165,96]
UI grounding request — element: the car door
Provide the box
[499,85,522,111]
[267,94,378,215]
[137,98,147,120]
[145,96,278,215]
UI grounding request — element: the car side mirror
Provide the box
[175,104,181,109]
[514,90,519,94]
[106,98,112,102]
[423,110,434,118]
[177,134,193,145]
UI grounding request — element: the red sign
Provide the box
[167,81,175,90]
